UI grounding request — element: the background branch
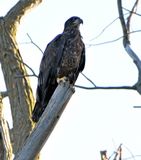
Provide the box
[127,0,139,31]
[87,29,141,47]
[117,0,140,61]
[15,56,38,78]
[5,0,42,29]
[75,85,136,90]
[117,0,141,94]
[90,17,120,41]
[27,33,44,54]
[81,72,96,87]
[123,7,141,17]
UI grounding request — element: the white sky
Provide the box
[1,0,141,160]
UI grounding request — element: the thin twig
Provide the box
[123,7,141,16]
[89,13,130,42]
[127,0,139,32]
[123,155,141,160]
[26,33,44,54]
[15,57,38,78]
[86,36,123,47]
[87,29,141,47]
[90,17,119,41]
[15,74,38,78]
[117,0,141,63]
[81,72,96,87]
[122,144,136,160]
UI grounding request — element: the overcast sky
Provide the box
[1,0,141,160]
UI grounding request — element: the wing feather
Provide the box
[78,43,85,72]
[37,34,66,101]
[32,34,66,122]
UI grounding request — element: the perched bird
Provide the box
[32,16,85,122]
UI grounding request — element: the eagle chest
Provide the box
[61,37,83,71]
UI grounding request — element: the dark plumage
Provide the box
[32,16,85,122]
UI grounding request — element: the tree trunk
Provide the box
[0,16,34,153]
[0,94,13,160]
[0,0,42,157]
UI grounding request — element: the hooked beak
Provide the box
[74,18,83,25]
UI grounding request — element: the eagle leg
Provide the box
[57,76,69,84]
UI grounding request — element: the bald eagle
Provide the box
[32,16,85,122]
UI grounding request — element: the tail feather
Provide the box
[32,102,44,122]
[32,82,58,122]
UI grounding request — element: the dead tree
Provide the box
[0,0,42,158]
[0,1,74,159]
[0,0,141,160]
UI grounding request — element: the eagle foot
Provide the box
[57,76,69,84]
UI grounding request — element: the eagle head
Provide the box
[64,16,83,30]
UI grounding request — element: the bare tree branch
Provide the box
[123,7,141,17]
[14,82,74,160]
[15,74,38,78]
[117,0,140,61]
[15,56,38,78]
[117,0,141,94]
[26,33,44,54]
[113,144,122,160]
[5,0,42,29]
[122,144,136,160]
[80,72,96,87]
[117,0,129,42]
[75,85,136,90]
[100,150,108,160]
[0,91,8,98]
[127,0,139,32]
[133,106,141,108]
[90,17,119,42]
[86,36,123,47]
[87,29,141,47]
[89,13,132,42]
[0,94,13,160]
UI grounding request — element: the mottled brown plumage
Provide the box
[32,16,85,122]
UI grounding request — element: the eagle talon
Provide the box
[57,76,69,84]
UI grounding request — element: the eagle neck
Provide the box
[63,27,81,37]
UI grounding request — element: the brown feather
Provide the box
[32,16,85,122]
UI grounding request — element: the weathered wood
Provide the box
[0,0,42,155]
[0,94,13,160]
[14,82,75,160]
[5,0,43,33]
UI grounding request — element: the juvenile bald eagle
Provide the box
[32,16,85,122]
